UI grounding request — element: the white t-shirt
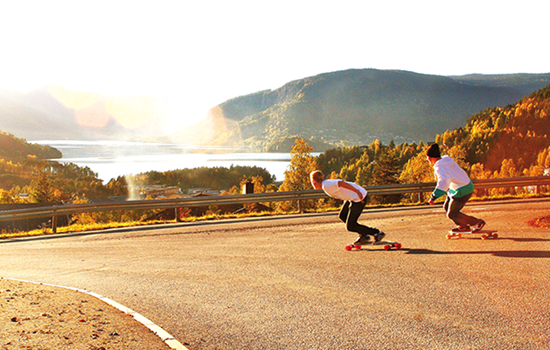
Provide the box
[321,179,367,202]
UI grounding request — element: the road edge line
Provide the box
[3,277,188,350]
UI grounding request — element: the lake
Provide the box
[34,140,295,183]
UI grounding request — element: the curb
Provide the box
[4,278,188,350]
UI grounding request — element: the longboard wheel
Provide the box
[446,234,453,240]
[481,234,488,240]
[395,243,402,249]
[384,245,391,251]
[345,245,353,251]
[492,233,498,239]
[355,245,361,250]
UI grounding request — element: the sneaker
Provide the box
[373,230,386,244]
[451,225,471,233]
[353,235,372,246]
[472,220,486,233]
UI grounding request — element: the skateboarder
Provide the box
[310,170,385,245]
[426,143,486,233]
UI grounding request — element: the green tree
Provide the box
[29,171,59,203]
[371,148,401,204]
[372,150,400,186]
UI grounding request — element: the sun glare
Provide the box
[49,85,173,131]
[49,85,103,109]
[75,101,111,128]
[164,99,210,134]
[106,95,166,129]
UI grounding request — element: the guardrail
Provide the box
[1,176,550,233]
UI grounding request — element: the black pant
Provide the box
[338,200,378,237]
[443,193,480,227]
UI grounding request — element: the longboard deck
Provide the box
[446,229,498,240]
[345,240,402,251]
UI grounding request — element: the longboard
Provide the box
[446,229,498,240]
[345,240,402,251]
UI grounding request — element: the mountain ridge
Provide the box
[1,69,549,150]
[172,69,550,151]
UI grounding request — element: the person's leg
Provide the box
[339,201,350,223]
[446,193,480,227]
[345,201,379,236]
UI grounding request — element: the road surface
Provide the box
[1,198,549,349]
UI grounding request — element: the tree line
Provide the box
[281,83,550,205]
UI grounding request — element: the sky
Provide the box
[1,0,549,131]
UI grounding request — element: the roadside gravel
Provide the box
[0,278,172,350]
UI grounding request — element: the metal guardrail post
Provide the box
[52,214,57,234]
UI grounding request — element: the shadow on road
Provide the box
[404,248,550,258]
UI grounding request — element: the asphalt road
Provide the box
[1,198,550,349]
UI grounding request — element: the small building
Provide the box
[140,186,181,199]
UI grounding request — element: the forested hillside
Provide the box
[173,69,550,151]
[314,83,550,203]
[0,132,61,163]
[437,84,550,173]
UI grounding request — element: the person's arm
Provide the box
[429,171,450,205]
[337,181,365,202]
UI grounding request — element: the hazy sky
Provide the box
[1,0,549,129]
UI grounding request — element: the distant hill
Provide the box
[0,86,80,140]
[0,131,61,163]
[0,85,169,141]
[172,69,550,151]
[448,73,550,89]
[0,131,62,191]
[1,70,549,150]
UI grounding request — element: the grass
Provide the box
[0,210,294,239]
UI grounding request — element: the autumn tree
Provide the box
[0,189,25,204]
[398,145,434,203]
[106,176,129,196]
[279,138,318,192]
[278,138,318,211]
